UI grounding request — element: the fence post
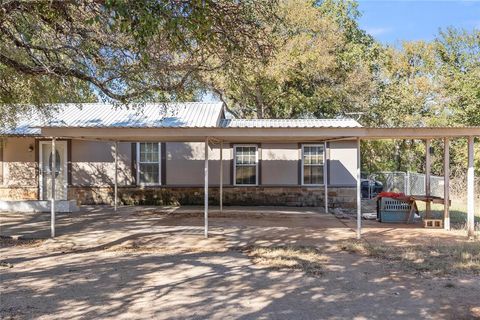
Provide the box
[406,172,410,195]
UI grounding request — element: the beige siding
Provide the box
[71,140,132,186]
[168,142,356,186]
[2,138,37,187]
[261,143,298,185]
[166,142,230,185]
[0,139,358,191]
[328,140,357,186]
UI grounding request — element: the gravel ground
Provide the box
[1,206,479,319]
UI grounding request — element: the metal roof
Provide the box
[45,102,224,128]
[220,118,362,128]
[1,102,224,135]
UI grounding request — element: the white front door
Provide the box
[39,141,68,200]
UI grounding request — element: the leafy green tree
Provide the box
[0,0,276,125]
[435,28,480,126]
[210,0,379,119]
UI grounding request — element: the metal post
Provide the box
[406,171,410,195]
[467,137,475,238]
[425,139,431,217]
[324,142,328,214]
[220,141,223,213]
[356,138,362,239]
[444,137,450,231]
[114,141,118,212]
[51,137,56,238]
[204,137,209,238]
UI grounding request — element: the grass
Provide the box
[341,240,480,276]
[244,245,326,276]
[415,200,480,232]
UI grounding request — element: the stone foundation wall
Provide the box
[0,187,38,201]
[67,186,356,208]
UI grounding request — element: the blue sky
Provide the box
[357,1,480,45]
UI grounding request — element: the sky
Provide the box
[357,1,480,45]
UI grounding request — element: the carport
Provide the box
[38,125,479,239]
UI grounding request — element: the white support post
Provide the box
[324,142,328,214]
[425,139,431,217]
[204,137,209,238]
[467,136,475,238]
[114,141,118,212]
[444,137,450,230]
[356,138,362,239]
[219,141,223,213]
[51,137,56,238]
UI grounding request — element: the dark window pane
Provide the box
[139,163,159,184]
[140,143,159,162]
[235,166,256,185]
[303,145,323,165]
[303,165,324,185]
[236,146,256,165]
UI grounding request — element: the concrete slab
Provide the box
[0,200,79,213]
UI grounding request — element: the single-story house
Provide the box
[0,102,478,238]
[0,102,359,208]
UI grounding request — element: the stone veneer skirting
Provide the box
[66,186,356,208]
[0,187,38,201]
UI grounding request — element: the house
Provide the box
[0,102,478,238]
[0,102,359,210]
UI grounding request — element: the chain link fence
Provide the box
[366,171,445,199]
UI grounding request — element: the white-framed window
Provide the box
[136,142,161,185]
[301,144,325,186]
[234,145,258,186]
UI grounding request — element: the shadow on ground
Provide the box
[1,206,479,319]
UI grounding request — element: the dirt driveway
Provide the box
[1,206,479,320]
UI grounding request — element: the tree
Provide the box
[0,0,276,125]
[209,0,379,119]
[435,28,480,127]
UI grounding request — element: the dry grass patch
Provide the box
[341,240,480,275]
[102,237,227,254]
[245,245,326,276]
[0,237,44,248]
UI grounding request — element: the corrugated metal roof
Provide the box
[1,102,224,135]
[0,125,41,136]
[45,102,224,128]
[220,118,362,128]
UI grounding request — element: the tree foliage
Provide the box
[0,0,478,176]
[0,0,276,125]
[210,0,380,119]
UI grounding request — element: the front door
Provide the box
[39,141,68,200]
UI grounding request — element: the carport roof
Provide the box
[38,126,480,142]
[2,103,479,141]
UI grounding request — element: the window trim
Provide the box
[301,143,326,186]
[233,144,259,186]
[136,142,162,186]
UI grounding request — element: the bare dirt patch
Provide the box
[340,240,480,275]
[244,245,327,276]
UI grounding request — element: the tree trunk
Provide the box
[255,87,264,119]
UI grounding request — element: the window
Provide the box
[234,145,258,186]
[137,142,161,185]
[302,144,325,185]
